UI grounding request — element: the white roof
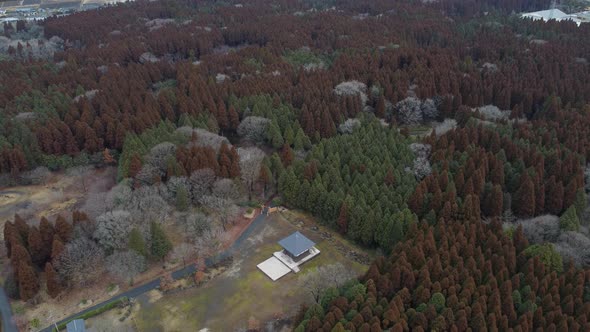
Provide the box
[521,9,569,20]
[257,257,291,281]
[521,8,583,26]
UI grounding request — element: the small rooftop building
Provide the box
[520,8,569,21]
[520,8,585,26]
[278,231,316,261]
[257,231,321,281]
[66,319,86,332]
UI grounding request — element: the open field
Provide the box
[0,167,116,239]
[121,210,370,331]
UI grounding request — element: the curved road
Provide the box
[38,206,270,332]
[0,287,18,332]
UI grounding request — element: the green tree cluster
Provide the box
[279,119,418,249]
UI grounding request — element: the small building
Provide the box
[520,8,585,26]
[257,231,321,281]
[66,319,86,332]
[278,231,316,262]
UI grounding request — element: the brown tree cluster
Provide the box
[3,212,87,300]
[1,0,588,176]
[411,123,586,222]
[298,220,590,331]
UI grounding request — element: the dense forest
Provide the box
[295,220,590,331]
[1,0,590,330]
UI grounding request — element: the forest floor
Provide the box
[124,210,370,332]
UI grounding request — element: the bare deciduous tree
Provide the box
[125,186,171,224]
[179,212,211,238]
[237,116,270,143]
[146,142,177,172]
[194,225,226,257]
[104,182,133,211]
[200,195,239,231]
[94,210,133,251]
[333,81,368,105]
[190,168,216,203]
[433,119,457,136]
[297,263,355,303]
[395,97,423,124]
[106,250,146,281]
[171,242,196,267]
[55,237,104,286]
[212,178,240,201]
[338,118,361,134]
[554,231,590,267]
[517,215,561,243]
[412,157,432,180]
[238,147,266,200]
[66,165,93,192]
[135,164,162,186]
[422,98,439,121]
[23,166,50,185]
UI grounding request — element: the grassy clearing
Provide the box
[53,297,128,331]
[132,211,369,330]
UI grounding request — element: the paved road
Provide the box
[0,287,18,332]
[39,206,270,332]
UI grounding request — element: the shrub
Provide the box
[53,297,128,331]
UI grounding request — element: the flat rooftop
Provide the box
[257,257,292,281]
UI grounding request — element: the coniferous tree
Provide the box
[14,214,30,245]
[128,228,147,257]
[54,214,73,242]
[559,205,580,232]
[27,226,46,267]
[573,189,587,219]
[17,263,39,301]
[129,153,143,178]
[280,144,293,167]
[51,236,65,260]
[176,186,189,212]
[45,262,61,298]
[150,222,172,261]
[514,173,535,218]
[268,121,284,149]
[39,217,55,251]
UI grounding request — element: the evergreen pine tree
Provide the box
[268,121,284,148]
[293,128,305,151]
[559,205,580,231]
[128,228,147,257]
[573,189,587,219]
[150,222,172,261]
[176,186,189,212]
[284,125,295,146]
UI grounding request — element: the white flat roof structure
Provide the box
[257,257,292,281]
